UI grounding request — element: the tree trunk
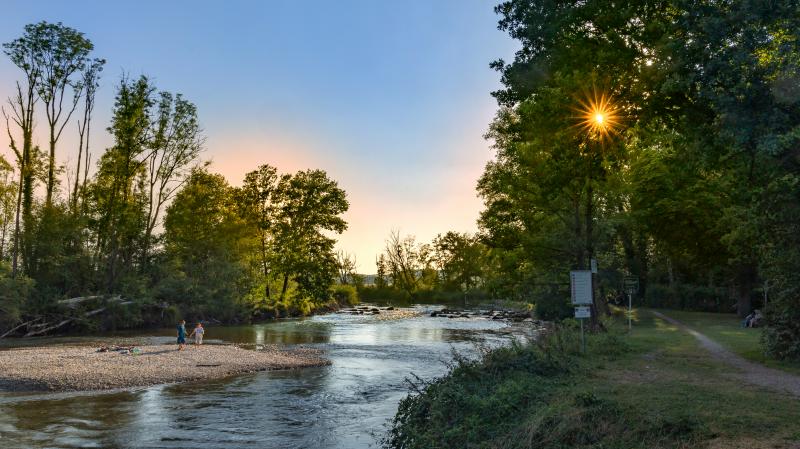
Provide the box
[72,122,85,212]
[46,131,55,206]
[280,273,290,301]
[735,263,756,317]
[261,234,271,302]
[11,165,23,277]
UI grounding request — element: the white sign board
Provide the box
[575,306,591,319]
[590,259,598,274]
[570,270,593,305]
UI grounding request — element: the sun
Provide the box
[574,90,621,140]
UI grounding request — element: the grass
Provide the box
[652,309,800,375]
[385,310,800,449]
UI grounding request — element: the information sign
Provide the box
[623,276,639,294]
[574,306,591,319]
[570,270,593,305]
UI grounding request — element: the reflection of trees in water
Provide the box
[4,389,138,446]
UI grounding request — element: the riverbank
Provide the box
[0,343,329,392]
[385,309,800,449]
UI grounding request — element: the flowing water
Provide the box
[0,306,534,448]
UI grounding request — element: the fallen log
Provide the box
[0,318,41,339]
[58,295,122,308]
[24,318,74,337]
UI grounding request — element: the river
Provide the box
[0,306,534,448]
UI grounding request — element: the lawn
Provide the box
[597,311,800,447]
[650,308,800,375]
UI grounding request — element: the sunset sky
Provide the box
[0,1,518,272]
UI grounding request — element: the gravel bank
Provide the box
[0,344,329,392]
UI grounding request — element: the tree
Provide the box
[0,155,16,261]
[2,34,42,277]
[142,91,203,266]
[73,58,104,212]
[93,76,153,291]
[431,232,485,292]
[236,164,280,302]
[271,169,349,302]
[336,250,358,285]
[162,169,252,319]
[11,22,95,205]
[381,230,426,298]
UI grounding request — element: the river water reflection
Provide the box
[0,306,534,448]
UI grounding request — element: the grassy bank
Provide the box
[385,310,800,449]
[652,309,800,375]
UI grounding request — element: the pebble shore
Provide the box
[0,343,329,392]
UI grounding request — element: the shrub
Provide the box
[763,301,800,360]
[535,295,573,321]
[331,284,359,306]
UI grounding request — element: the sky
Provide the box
[0,0,518,272]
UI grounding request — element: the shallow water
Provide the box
[0,306,534,448]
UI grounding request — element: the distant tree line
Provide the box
[477,0,800,360]
[350,230,488,304]
[0,22,350,335]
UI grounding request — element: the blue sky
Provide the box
[0,1,518,271]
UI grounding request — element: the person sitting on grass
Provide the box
[189,322,205,345]
[750,309,764,328]
[177,320,187,351]
[742,312,755,328]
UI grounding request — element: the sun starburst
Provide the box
[574,90,621,141]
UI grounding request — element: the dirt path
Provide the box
[652,311,800,398]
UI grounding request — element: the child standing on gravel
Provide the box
[177,320,187,351]
[189,322,204,345]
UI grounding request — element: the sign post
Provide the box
[574,306,591,353]
[623,275,639,331]
[571,271,593,353]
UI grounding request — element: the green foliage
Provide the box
[480,0,800,359]
[0,21,352,332]
[763,306,800,361]
[644,283,729,312]
[331,284,358,306]
[371,230,492,303]
[161,169,253,320]
[534,293,572,322]
[385,313,800,449]
[0,264,32,329]
[384,335,575,449]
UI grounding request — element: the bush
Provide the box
[0,268,33,330]
[384,338,573,449]
[383,324,713,449]
[331,284,359,306]
[535,295,573,321]
[763,301,800,360]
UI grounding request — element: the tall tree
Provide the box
[142,91,203,266]
[236,164,280,302]
[25,21,95,205]
[94,76,153,291]
[271,169,349,301]
[2,31,42,277]
[73,58,104,211]
[162,169,252,319]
